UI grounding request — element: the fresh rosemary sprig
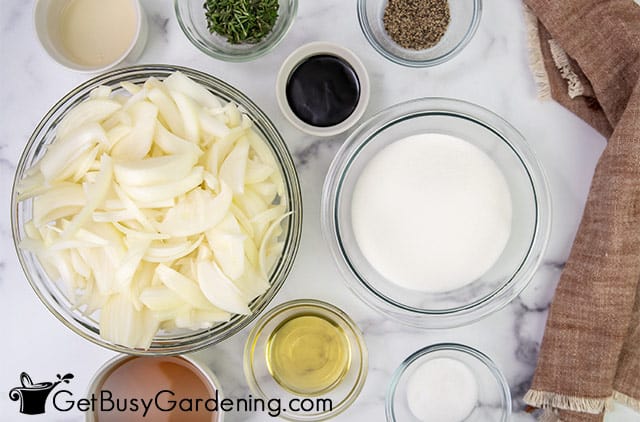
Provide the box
[204,0,279,44]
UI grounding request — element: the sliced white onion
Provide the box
[18,72,291,349]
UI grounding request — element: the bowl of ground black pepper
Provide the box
[358,0,482,67]
[175,0,297,62]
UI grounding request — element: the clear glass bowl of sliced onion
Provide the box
[11,65,302,355]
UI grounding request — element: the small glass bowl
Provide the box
[387,343,511,421]
[358,0,482,67]
[175,0,297,62]
[11,65,303,355]
[244,299,368,421]
[321,97,551,328]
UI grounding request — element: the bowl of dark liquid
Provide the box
[276,42,370,137]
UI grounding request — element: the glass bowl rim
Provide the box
[243,298,368,421]
[321,97,552,328]
[357,0,483,67]
[174,0,299,62]
[11,64,303,355]
[385,342,512,421]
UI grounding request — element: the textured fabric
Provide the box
[613,286,640,404]
[523,0,640,420]
[535,24,612,137]
[556,410,605,422]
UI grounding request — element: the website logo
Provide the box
[9,372,74,415]
[8,371,332,418]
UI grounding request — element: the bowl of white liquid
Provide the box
[34,0,147,72]
[386,343,511,421]
[321,97,550,327]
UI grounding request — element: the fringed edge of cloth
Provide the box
[547,39,586,99]
[539,409,561,422]
[524,389,609,414]
[613,391,640,413]
[523,5,551,100]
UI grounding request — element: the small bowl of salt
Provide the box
[386,343,511,422]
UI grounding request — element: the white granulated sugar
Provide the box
[351,133,512,293]
[406,358,478,422]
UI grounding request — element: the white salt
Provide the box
[406,358,478,422]
[351,133,512,293]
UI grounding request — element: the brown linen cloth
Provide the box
[522,1,640,421]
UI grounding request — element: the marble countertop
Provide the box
[0,0,635,421]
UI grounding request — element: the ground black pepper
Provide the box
[383,0,450,50]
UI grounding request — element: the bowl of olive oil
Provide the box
[244,299,368,421]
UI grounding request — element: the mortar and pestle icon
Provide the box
[9,372,74,415]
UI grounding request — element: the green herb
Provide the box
[204,0,279,44]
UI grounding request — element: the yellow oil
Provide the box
[266,313,351,396]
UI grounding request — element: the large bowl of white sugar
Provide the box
[321,97,550,328]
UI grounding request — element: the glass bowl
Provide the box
[321,97,551,328]
[357,0,482,67]
[386,343,511,421]
[244,299,368,421]
[11,64,303,355]
[175,0,297,62]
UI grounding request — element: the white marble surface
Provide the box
[0,1,636,421]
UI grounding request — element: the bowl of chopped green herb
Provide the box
[175,0,297,62]
[358,0,482,67]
